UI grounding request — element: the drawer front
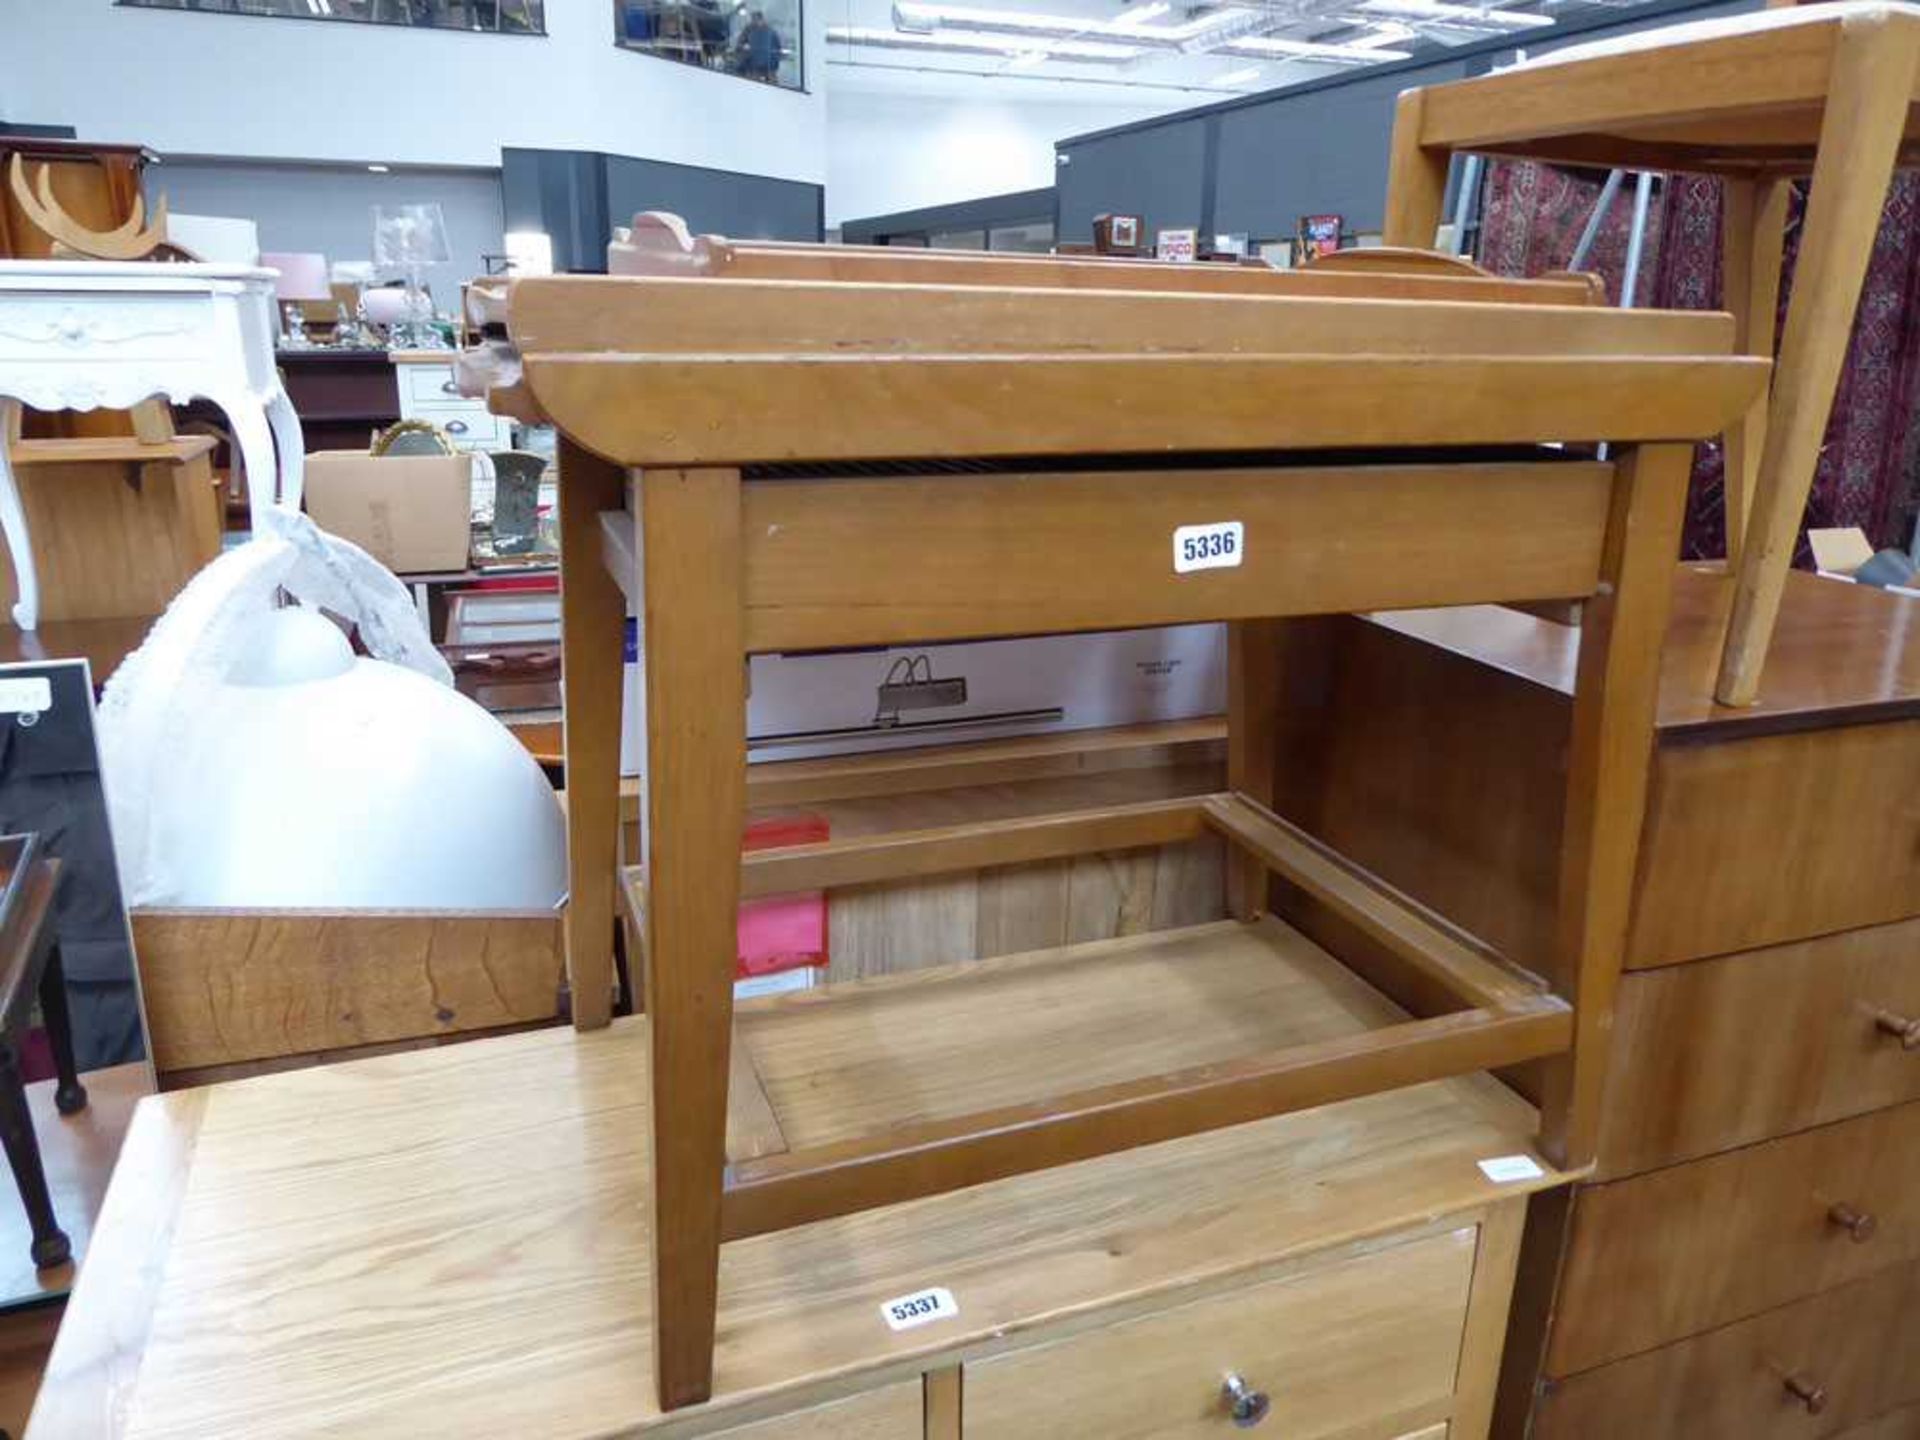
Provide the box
[964,1228,1475,1439]
[397,396,509,448]
[399,362,465,404]
[1553,1100,1920,1375]
[1598,915,1920,1178]
[710,1380,922,1438]
[1535,1259,1920,1440]
[1628,721,1920,967]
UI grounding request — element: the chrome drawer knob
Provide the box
[1221,1374,1270,1429]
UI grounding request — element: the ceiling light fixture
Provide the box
[1218,34,1413,62]
[367,163,391,173]
[829,24,1141,62]
[1209,65,1264,86]
[1356,0,1553,28]
[1007,48,1050,67]
[1112,1,1172,26]
[891,0,1258,50]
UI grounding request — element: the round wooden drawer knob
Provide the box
[1874,1010,1920,1050]
[1828,1203,1878,1243]
[1783,1374,1828,1415]
[1221,1374,1271,1429]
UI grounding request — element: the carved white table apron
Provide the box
[0,261,302,630]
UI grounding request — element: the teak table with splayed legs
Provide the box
[1381,2,1920,707]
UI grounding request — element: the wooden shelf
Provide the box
[620,788,1566,1239]
[730,916,1415,1157]
[8,436,216,467]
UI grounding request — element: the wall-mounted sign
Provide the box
[1156,228,1199,263]
[1092,213,1143,255]
[1298,213,1344,260]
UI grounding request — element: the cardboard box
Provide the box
[304,451,472,573]
[619,621,1226,778]
[1809,526,1920,596]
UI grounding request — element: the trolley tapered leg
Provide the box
[640,466,746,1411]
[558,438,629,1029]
[1541,442,1691,1169]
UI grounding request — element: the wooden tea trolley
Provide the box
[1380,1,1920,707]
[475,230,1765,1412]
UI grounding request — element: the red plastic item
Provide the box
[737,815,829,978]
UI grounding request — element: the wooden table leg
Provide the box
[558,438,628,1030]
[1715,19,1920,706]
[36,947,86,1119]
[1542,443,1691,1170]
[0,1045,68,1272]
[1226,620,1281,921]
[640,467,745,1411]
[1719,175,1788,562]
[1382,90,1451,250]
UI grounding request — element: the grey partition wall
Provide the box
[841,188,1054,247]
[503,147,822,273]
[1055,0,1755,247]
[1054,117,1211,252]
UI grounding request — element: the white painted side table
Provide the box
[0,261,303,630]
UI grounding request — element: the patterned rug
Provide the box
[1476,162,1920,564]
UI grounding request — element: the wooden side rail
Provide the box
[618,798,1204,942]
[1201,794,1547,1011]
[720,995,1572,1239]
[509,277,1732,361]
[529,355,1763,471]
[740,797,1204,899]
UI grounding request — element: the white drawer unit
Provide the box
[394,356,511,451]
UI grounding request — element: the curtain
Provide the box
[1475,162,1920,563]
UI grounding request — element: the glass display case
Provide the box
[116,0,544,34]
[615,0,803,91]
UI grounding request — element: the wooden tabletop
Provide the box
[30,1019,1564,1439]
[1372,566,1920,741]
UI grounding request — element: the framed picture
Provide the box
[1298,213,1344,261]
[1092,213,1143,255]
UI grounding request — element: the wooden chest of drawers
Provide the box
[1257,569,1920,1440]
[31,974,1556,1439]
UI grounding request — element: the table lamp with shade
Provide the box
[261,251,331,350]
[371,203,452,350]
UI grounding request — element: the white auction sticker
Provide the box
[1173,521,1244,574]
[1478,1154,1546,1184]
[880,1286,959,1332]
[0,678,52,717]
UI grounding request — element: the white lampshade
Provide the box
[160,608,565,909]
[261,251,332,303]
